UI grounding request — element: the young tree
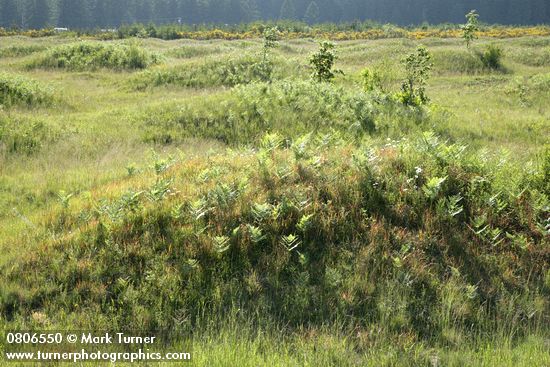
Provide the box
[461,9,479,49]
[309,41,342,82]
[304,1,319,24]
[254,26,280,82]
[0,0,21,28]
[227,0,245,24]
[279,0,296,20]
[58,0,90,28]
[27,0,51,29]
[399,45,433,106]
[136,0,154,24]
[180,0,198,23]
[241,0,260,22]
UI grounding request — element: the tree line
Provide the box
[1,0,549,29]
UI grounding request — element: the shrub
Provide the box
[477,44,504,70]
[0,72,53,108]
[505,72,550,106]
[361,68,383,91]
[0,113,59,155]
[27,41,161,71]
[253,27,280,82]
[398,46,433,106]
[309,41,343,82]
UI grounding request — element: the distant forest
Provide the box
[1,0,549,29]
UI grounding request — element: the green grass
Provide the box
[0,35,549,366]
[0,72,54,107]
[0,44,46,58]
[128,56,264,90]
[26,41,162,71]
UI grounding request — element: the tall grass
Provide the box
[0,72,53,107]
[2,133,547,342]
[432,49,486,74]
[0,44,46,58]
[134,79,391,144]
[129,56,262,90]
[0,35,549,366]
[0,113,60,155]
[26,41,162,71]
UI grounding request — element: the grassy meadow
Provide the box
[0,33,549,365]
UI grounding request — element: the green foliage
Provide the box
[507,72,550,107]
[0,113,59,155]
[309,41,343,83]
[398,45,433,106]
[165,45,225,59]
[253,27,280,82]
[461,10,480,49]
[0,44,46,58]
[511,47,550,67]
[27,41,161,71]
[477,44,504,70]
[0,35,549,365]
[131,42,298,90]
[432,49,485,74]
[361,68,383,91]
[137,79,384,144]
[2,133,547,345]
[129,57,262,90]
[0,72,53,108]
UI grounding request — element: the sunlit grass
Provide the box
[0,34,548,366]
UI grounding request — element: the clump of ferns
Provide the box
[295,155,326,183]
[146,177,177,203]
[206,178,247,212]
[260,132,284,155]
[251,202,276,224]
[91,188,146,225]
[51,190,75,230]
[246,224,267,246]
[291,133,314,161]
[280,234,301,252]
[206,183,238,210]
[197,165,226,183]
[257,132,289,188]
[210,235,231,256]
[271,191,312,224]
[187,197,211,239]
[257,156,276,189]
[150,151,178,176]
[468,213,506,248]
[292,131,343,160]
[351,147,379,174]
[418,132,467,169]
[316,129,343,150]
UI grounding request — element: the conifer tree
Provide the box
[0,0,21,28]
[58,0,90,28]
[279,0,296,20]
[27,0,50,28]
[304,1,319,24]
